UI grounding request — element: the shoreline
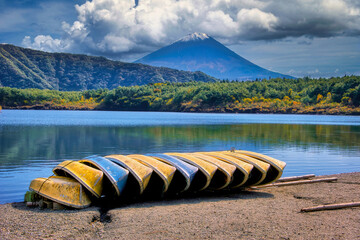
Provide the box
[2,107,360,115]
[1,172,359,239]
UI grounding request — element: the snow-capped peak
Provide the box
[179,33,210,42]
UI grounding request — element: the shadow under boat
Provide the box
[196,152,254,188]
[147,154,198,194]
[78,155,129,198]
[29,176,92,209]
[127,154,176,196]
[234,150,286,185]
[105,155,153,199]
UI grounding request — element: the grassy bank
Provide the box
[1,76,359,115]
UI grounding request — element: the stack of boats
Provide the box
[28,150,286,209]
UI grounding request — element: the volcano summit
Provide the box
[136,33,292,80]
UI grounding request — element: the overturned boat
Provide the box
[79,156,129,197]
[26,150,286,209]
[166,153,218,191]
[29,176,91,209]
[127,154,176,195]
[191,153,236,190]
[53,160,104,198]
[234,150,287,184]
[147,154,199,193]
[105,155,153,197]
[219,151,271,186]
[197,152,254,188]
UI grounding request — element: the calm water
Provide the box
[0,110,359,204]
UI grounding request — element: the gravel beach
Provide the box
[1,172,359,240]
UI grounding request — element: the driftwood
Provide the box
[301,202,360,212]
[26,202,38,207]
[255,177,337,188]
[277,174,316,182]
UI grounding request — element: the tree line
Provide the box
[0,76,359,114]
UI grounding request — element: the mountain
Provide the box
[0,44,216,91]
[135,33,292,80]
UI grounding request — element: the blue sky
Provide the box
[1,0,359,78]
[0,0,82,41]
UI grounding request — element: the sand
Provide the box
[0,172,359,240]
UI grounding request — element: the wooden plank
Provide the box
[254,177,337,188]
[301,202,360,212]
[277,174,316,182]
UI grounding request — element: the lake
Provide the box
[0,110,359,204]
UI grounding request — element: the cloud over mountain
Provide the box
[23,0,360,59]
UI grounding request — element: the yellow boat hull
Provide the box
[29,176,91,209]
[53,160,103,198]
[220,151,270,186]
[148,154,198,193]
[166,153,217,191]
[106,155,153,195]
[127,154,176,193]
[234,150,286,184]
[27,150,286,209]
[190,153,236,189]
[198,152,253,188]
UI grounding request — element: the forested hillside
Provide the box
[0,44,215,90]
[0,76,359,114]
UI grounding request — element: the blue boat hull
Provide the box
[80,155,129,197]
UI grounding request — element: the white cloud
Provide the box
[200,10,238,36]
[23,35,72,52]
[98,35,135,52]
[23,0,360,59]
[236,8,278,35]
[62,21,88,41]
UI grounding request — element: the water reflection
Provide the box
[1,124,359,167]
[0,113,359,203]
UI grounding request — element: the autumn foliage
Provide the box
[1,76,359,115]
